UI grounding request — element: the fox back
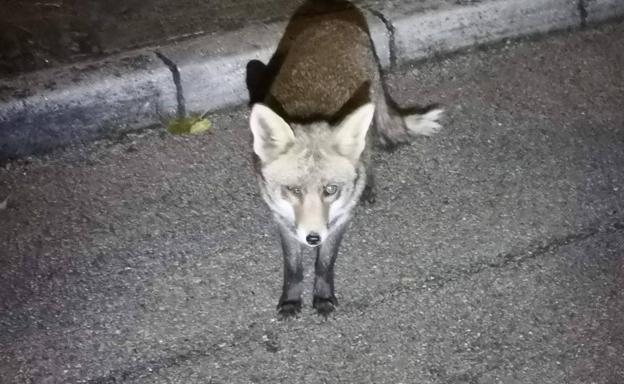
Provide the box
[266,3,379,121]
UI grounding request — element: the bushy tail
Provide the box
[372,93,444,148]
[402,108,444,137]
[368,68,444,148]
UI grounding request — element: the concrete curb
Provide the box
[0,0,622,160]
[389,0,580,63]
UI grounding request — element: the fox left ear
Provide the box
[249,104,295,163]
[333,103,375,162]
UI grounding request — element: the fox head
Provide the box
[250,103,375,247]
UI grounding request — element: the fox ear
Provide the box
[333,103,375,162]
[249,104,295,163]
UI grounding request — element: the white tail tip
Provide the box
[403,108,444,136]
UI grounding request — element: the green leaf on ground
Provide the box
[167,115,212,135]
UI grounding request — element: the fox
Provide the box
[247,0,443,317]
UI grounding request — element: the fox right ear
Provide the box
[249,104,295,163]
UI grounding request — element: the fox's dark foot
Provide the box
[360,185,376,205]
[313,296,338,317]
[277,300,302,319]
[376,136,401,152]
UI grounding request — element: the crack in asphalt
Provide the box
[366,8,397,69]
[366,217,624,308]
[85,342,227,384]
[155,51,186,119]
[578,0,589,28]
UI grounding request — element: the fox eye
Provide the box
[323,184,339,196]
[286,186,302,196]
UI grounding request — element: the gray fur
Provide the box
[248,0,443,317]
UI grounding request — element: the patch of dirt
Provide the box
[0,0,303,77]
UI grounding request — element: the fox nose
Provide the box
[306,233,321,246]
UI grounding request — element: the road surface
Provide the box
[1,21,623,384]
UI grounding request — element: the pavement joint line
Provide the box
[366,217,624,308]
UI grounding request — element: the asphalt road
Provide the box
[1,22,624,384]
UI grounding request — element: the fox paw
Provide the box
[313,296,338,317]
[277,300,301,319]
[360,185,376,205]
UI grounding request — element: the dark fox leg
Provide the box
[245,54,284,106]
[277,224,304,318]
[313,223,348,316]
[360,167,376,205]
[245,60,270,106]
